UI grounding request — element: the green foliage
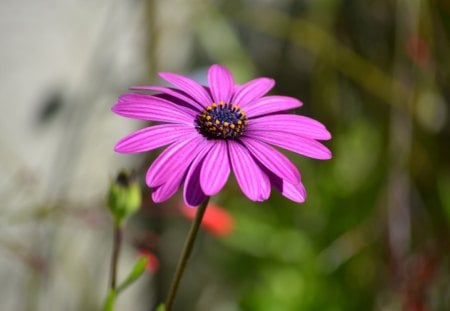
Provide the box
[117,257,148,294]
[155,303,166,311]
[167,1,450,310]
[102,290,116,311]
[102,256,149,311]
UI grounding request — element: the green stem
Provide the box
[110,223,123,291]
[165,197,210,311]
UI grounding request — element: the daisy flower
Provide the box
[112,64,331,207]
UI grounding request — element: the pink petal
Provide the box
[248,114,331,140]
[112,93,196,124]
[270,173,306,203]
[244,96,303,118]
[131,86,204,111]
[240,137,300,184]
[228,141,270,201]
[159,72,212,107]
[146,136,206,187]
[151,178,183,203]
[183,144,214,207]
[152,142,211,203]
[232,78,275,108]
[200,140,230,196]
[208,64,235,104]
[114,124,195,154]
[183,167,207,207]
[245,130,332,160]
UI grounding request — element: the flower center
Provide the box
[196,102,248,139]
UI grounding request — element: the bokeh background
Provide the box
[1,0,449,310]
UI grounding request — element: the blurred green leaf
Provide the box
[155,303,166,311]
[117,256,148,294]
[102,289,116,311]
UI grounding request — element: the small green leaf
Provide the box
[102,289,116,311]
[107,170,142,226]
[155,303,166,311]
[117,256,148,294]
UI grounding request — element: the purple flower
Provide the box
[112,65,331,207]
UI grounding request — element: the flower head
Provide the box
[113,65,331,207]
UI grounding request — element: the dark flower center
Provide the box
[196,102,248,139]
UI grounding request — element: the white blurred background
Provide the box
[0,1,199,309]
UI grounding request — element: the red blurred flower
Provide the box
[406,35,430,66]
[180,203,234,237]
[137,249,160,273]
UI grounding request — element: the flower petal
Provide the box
[131,86,204,111]
[228,141,270,201]
[244,96,303,118]
[208,64,235,104]
[154,140,213,205]
[245,130,332,160]
[248,114,331,140]
[232,78,275,108]
[200,140,230,196]
[183,142,214,207]
[146,136,206,187]
[240,137,300,184]
[269,172,306,203]
[114,124,195,154]
[159,72,212,106]
[151,177,182,203]
[112,93,196,124]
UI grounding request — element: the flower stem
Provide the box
[165,197,210,311]
[110,223,123,291]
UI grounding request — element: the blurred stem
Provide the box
[165,197,210,311]
[110,223,123,291]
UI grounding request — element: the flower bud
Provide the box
[107,170,141,226]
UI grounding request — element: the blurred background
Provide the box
[1,0,449,310]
